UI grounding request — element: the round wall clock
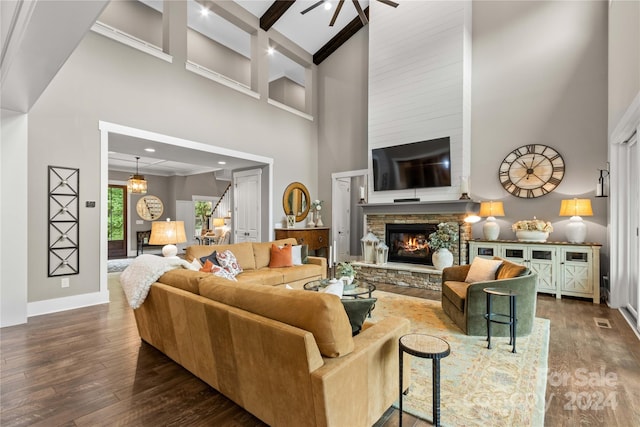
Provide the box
[498,144,565,198]
[136,195,164,221]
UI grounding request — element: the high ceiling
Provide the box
[2,0,388,176]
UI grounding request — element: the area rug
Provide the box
[371,290,549,427]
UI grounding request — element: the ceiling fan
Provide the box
[301,0,399,27]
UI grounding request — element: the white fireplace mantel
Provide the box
[359,200,479,216]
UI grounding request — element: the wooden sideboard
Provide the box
[275,227,330,254]
[469,240,601,303]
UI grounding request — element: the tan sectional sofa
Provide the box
[185,238,326,288]
[132,239,411,426]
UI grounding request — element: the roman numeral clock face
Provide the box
[499,144,565,198]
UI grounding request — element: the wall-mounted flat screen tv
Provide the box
[372,137,451,191]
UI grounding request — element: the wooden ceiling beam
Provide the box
[313,6,368,65]
[260,0,296,31]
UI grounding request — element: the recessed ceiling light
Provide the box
[267,47,275,55]
[144,148,155,152]
[200,6,210,17]
[324,1,332,11]
[218,161,227,165]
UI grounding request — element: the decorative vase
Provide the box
[516,230,549,242]
[315,212,323,227]
[307,217,315,227]
[432,248,454,270]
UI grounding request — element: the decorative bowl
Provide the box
[516,230,549,242]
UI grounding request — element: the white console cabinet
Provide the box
[469,240,601,303]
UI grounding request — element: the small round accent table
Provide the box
[399,334,450,427]
[483,287,518,353]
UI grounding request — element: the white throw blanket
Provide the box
[120,254,192,309]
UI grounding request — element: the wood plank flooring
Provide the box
[1,278,639,426]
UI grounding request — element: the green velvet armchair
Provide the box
[441,263,538,337]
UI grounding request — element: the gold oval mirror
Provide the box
[282,182,310,223]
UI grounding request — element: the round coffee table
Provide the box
[399,334,450,427]
[303,279,375,299]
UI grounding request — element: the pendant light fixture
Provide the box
[127,156,147,194]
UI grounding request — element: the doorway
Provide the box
[234,169,262,243]
[331,170,367,262]
[107,184,127,259]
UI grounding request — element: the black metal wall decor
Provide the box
[48,166,79,277]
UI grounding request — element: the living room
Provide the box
[1,0,639,425]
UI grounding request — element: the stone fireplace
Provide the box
[385,223,439,265]
[352,201,477,291]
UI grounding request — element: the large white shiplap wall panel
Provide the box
[368,1,471,203]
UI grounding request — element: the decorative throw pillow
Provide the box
[211,264,238,281]
[320,280,344,297]
[200,251,220,267]
[216,250,243,276]
[494,257,529,279]
[291,245,303,266]
[465,257,503,283]
[199,259,216,272]
[269,244,293,268]
[341,298,377,336]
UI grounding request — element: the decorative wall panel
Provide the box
[48,166,79,277]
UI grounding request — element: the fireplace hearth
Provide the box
[386,223,439,265]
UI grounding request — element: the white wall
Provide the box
[470,0,608,249]
[25,29,316,305]
[1,110,29,326]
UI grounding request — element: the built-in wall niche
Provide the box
[98,0,163,49]
[186,0,252,88]
[268,46,309,115]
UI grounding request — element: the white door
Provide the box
[335,178,351,262]
[234,169,261,243]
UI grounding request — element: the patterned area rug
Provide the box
[371,290,549,427]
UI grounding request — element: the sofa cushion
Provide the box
[199,280,354,358]
[216,250,243,276]
[494,258,530,279]
[465,257,503,283]
[269,244,293,268]
[442,280,469,312]
[253,239,298,269]
[280,264,323,284]
[158,269,210,294]
[186,243,256,271]
[238,269,284,286]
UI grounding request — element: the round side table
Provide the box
[399,334,450,427]
[483,287,518,353]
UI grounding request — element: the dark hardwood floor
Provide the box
[1,279,638,426]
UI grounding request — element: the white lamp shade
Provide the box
[483,217,500,240]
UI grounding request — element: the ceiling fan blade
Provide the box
[377,0,399,8]
[352,0,368,25]
[329,0,344,26]
[301,1,324,15]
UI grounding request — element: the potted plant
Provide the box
[336,261,355,286]
[511,217,553,242]
[428,222,459,270]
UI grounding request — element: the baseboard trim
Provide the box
[27,291,110,318]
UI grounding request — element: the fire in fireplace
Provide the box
[385,223,439,265]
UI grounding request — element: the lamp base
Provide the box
[162,244,178,257]
[565,216,587,244]
[483,217,500,240]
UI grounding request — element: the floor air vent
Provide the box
[594,318,612,329]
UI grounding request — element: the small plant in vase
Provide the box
[428,222,459,270]
[336,262,355,287]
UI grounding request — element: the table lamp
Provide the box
[149,219,187,257]
[478,201,505,240]
[559,198,593,243]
